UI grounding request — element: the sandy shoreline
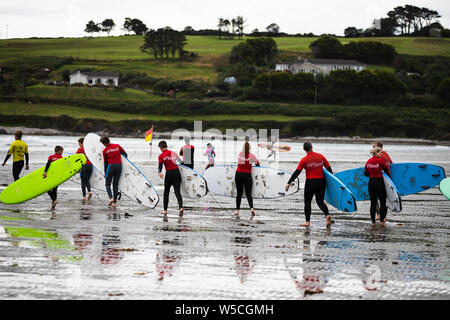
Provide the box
[1,126,449,146]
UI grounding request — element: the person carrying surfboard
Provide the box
[364,147,390,227]
[285,142,333,227]
[204,143,216,170]
[100,136,127,208]
[158,140,184,217]
[235,141,260,218]
[2,130,29,181]
[372,141,393,221]
[179,137,195,169]
[372,141,393,176]
[76,137,93,201]
[43,145,64,210]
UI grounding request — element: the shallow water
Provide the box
[0,135,449,300]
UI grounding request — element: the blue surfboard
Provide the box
[336,163,446,199]
[323,168,357,213]
[389,163,446,196]
[334,167,402,212]
[335,167,368,201]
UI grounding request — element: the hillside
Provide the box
[0,35,449,141]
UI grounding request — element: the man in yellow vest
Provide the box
[2,130,29,181]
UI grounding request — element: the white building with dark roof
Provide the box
[275,58,366,75]
[69,70,119,86]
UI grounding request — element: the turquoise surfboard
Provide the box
[440,177,450,200]
[323,168,357,213]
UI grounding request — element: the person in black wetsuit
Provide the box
[159,140,184,217]
[179,137,195,169]
[285,142,333,227]
[43,145,64,210]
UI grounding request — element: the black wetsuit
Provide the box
[80,164,93,197]
[235,172,253,210]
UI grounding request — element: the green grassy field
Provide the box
[1,35,449,62]
[0,102,321,122]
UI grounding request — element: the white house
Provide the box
[69,70,119,86]
[275,58,366,75]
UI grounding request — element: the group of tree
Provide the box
[85,18,148,37]
[309,35,397,65]
[123,18,148,35]
[140,27,187,59]
[84,19,116,37]
[344,5,446,37]
[217,16,246,39]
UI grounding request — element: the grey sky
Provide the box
[0,0,449,39]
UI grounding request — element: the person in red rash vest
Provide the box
[364,147,390,227]
[285,142,333,228]
[235,141,260,218]
[43,145,64,210]
[372,141,393,221]
[179,136,195,169]
[76,137,93,200]
[158,140,184,217]
[100,136,127,208]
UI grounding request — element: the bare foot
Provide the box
[250,208,255,216]
[81,197,86,201]
[379,221,386,227]
[301,222,310,227]
[371,223,376,227]
[376,214,380,221]
[88,192,93,199]
[161,210,167,216]
[234,210,239,216]
[108,199,114,206]
[179,208,184,217]
[326,215,333,227]
[51,200,58,210]
[112,202,117,208]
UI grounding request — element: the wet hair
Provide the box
[243,141,250,157]
[78,137,84,144]
[303,141,312,152]
[374,141,383,148]
[100,136,110,145]
[158,140,168,149]
[370,147,382,155]
[184,136,191,144]
[55,145,64,153]
[207,143,212,147]
[14,130,23,139]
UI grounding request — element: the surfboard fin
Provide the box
[432,174,441,177]
[421,186,429,189]
[148,197,154,202]
[136,198,142,204]
[278,192,286,195]
[419,165,427,168]
[277,172,285,175]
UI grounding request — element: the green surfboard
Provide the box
[439,177,450,200]
[0,154,86,204]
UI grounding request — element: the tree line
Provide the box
[344,4,445,37]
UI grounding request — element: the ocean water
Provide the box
[0,135,449,300]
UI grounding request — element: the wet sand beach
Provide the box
[0,135,449,300]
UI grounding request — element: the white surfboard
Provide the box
[202,165,300,198]
[83,133,159,208]
[383,173,402,212]
[178,165,208,198]
[71,163,107,193]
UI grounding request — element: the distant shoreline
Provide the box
[1,126,449,146]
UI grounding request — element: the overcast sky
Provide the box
[0,0,449,39]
